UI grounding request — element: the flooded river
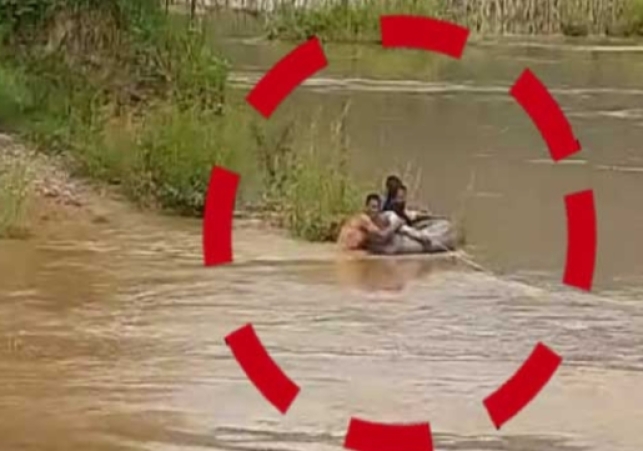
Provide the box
[2,37,643,450]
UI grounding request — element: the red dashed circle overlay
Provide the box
[202,16,598,450]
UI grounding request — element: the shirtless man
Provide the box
[337,193,401,251]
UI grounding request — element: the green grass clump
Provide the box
[0,65,34,129]
[622,0,643,35]
[78,102,256,214]
[281,154,362,241]
[0,159,32,239]
[250,102,363,242]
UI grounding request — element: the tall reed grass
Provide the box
[254,0,643,39]
[0,159,32,239]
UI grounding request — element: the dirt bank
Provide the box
[0,134,117,239]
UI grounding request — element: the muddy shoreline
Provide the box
[0,134,299,241]
[0,134,121,238]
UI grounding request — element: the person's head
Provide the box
[385,175,402,196]
[364,193,381,216]
[390,184,407,213]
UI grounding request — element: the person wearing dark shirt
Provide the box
[387,183,414,225]
[382,174,402,211]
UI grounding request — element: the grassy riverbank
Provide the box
[0,0,363,241]
[260,0,643,41]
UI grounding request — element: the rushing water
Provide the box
[2,37,643,451]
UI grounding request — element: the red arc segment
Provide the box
[563,190,597,291]
[344,418,433,451]
[225,323,300,414]
[380,15,470,59]
[246,37,328,118]
[202,166,239,267]
[510,68,581,161]
[484,342,562,430]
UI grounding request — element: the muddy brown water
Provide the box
[2,38,643,451]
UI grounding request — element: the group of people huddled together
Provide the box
[337,175,437,253]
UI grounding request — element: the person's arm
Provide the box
[406,208,431,221]
[407,207,448,224]
[362,213,402,242]
[397,224,431,244]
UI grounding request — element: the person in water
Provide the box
[386,183,414,225]
[337,193,401,251]
[383,178,433,225]
[380,184,433,247]
[382,175,402,210]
